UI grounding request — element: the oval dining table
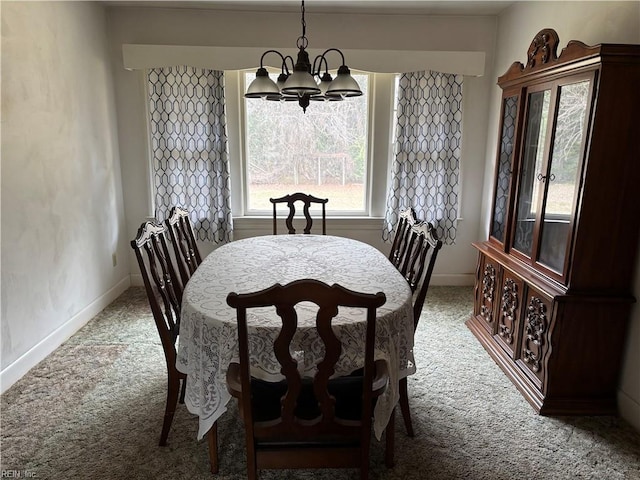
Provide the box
[176,234,415,442]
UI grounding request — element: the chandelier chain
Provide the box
[297,0,308,50]
[301,0,306,38]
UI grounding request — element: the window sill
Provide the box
[233,216,384,232]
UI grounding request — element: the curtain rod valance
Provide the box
[122,44,485,76]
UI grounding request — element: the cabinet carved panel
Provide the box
[499,279,518,344]
[520,294,550,384]
[495,273,524,359]
[479,260,498,332]
[525,28,559,69]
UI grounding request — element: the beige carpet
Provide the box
[2,286,639,479]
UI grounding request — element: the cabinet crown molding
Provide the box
[497,28,638,87]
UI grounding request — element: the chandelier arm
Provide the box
[319,48,347,67]
[259,49,289,70]
[311,55,329,77]
[283,55,295,74]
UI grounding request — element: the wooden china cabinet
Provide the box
[467,29,640,415]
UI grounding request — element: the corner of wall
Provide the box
[0,277,131,394]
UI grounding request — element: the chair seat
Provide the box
[249,375,363,422]
[227,359,389,423]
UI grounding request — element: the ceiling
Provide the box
[104,1,514,16]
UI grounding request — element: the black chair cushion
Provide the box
[250,375,364,423]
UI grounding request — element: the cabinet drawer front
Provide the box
[494,272,524,358]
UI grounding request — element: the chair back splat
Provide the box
[389,208,418,268]
[403,222,443,327]
[226,279,391,480]
[130,221,185,446]
[165,206,202,285]
[269,192,328,235]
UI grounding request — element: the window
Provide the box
[242,71,370,215]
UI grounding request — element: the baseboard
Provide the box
[0,276,131,394]
[431,273,474,286]
[618,388,640,433]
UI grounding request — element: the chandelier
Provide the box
[245,0,362,113]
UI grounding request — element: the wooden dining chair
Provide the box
[388,208,418,268]
[226,279,394,480]
[130,221,219,472]
[131,221,186,445]
[395,221,443,437]
[165,206,202,286]
[269,192,328,234]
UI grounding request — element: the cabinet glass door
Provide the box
[512,89,551,257]
[537,79,591,273]
[490,95,519,243]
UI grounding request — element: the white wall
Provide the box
[0,2,130,392]
[106,6,498,286]
[481,1,640,431]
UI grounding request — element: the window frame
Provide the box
[224,69,396,219]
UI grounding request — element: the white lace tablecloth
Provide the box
[177,234,415,441]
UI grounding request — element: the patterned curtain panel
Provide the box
[147,66,233,243]
[383,71,463,245]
